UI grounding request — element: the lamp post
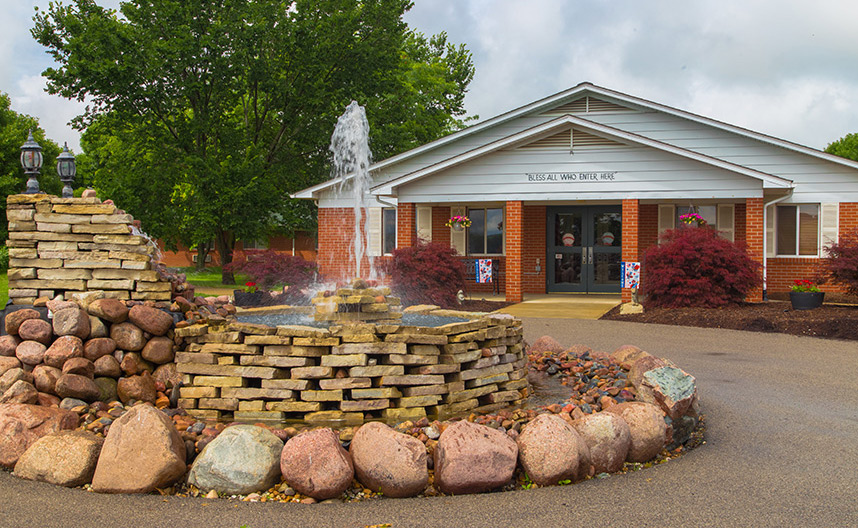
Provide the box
[57,142,76,198]
[20,130,43,194]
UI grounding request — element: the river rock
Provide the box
[6,309,40,335]
[141,337,174,364]
[87,298,128,324]
[120,352,154,376]
[93,356,122,378]
[52,307,91,340]
[44,336,84,369]
[14,430,104,487]
[117,372,157,404]
[84,338,117,362]
[0,335,21,357]
[88,315,108,339]
[33,365,63,395]
[280,428,353,500]
[605,402,668,463]
[91,404,187,493]
[610,345,649,370]
[350,421,428,498]
[55,373,100,402]
[434,420,518,494]
[46,299,78,313]
[37,392,60,407]
[0,356,22,377]
[637,366,698,420]
[0,404,79,468]
[153,363,182,389]
[63,357,95,379]
[15,340,47,366]
[0,380,39,405]
[188,424,284,495]
[0,368,33,393]
[528,336,565,354]
[573,411,632,474]
[110,322,145,351]
[128,305,173,336]
[516,413,584,486]
[17,319,52,345]
[94,377,118,402]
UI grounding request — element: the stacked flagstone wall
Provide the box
[6,194,171,305]
[175,310,529,423]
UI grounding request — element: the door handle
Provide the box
[588,247,593,264]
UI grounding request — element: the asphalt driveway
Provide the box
[1,318,856,528]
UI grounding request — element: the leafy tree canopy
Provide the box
[826,132,858,162]
[0,93,62,240]
[33,0,475,282]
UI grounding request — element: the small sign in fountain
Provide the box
[311,278,402,324]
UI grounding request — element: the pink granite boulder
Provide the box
[110,322,145,351]
[573,411,632,474]
[33,365,62,395]
[83,338,117,362]
[141,336,174,364]
[517,413,585,486]
[128,305,173,336]
[87,298,129,324]
[0,404,79,468]
[14,430,104,487]
[5,309,40,335]
[434,420,518,494]
[52,307,91,340]
[117,372,157,404]
[350,421,428,498]
[0,380,39,405]
[15,340,47,366]
[55,373,100,402]
[280,428,354,500]
[17,319,52,345]
[44,336,84,369]
[528,336,565,354]
[605,402,668,463]
[0,335,21,357]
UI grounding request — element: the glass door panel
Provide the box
[548,206,621,293]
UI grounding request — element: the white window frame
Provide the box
[657,203,734,242]
[466,206,505,256]
[773,203,824,258]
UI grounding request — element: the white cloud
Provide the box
[11,75,86,153]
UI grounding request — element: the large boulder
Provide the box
[52,307,92,340]
[43,336,84,369]
[280,428,353,500]
[55,373,101,402]
[528,336,565,354]
[188,425,284,495]
[91,404,187,493]
[93,356,122,378]
[0,356,22,377]
[637,366,698,421]
[5,309,40,335]
[17,319,52,345]
[14,430,104,487]
[0,404,79,468]
[628,355,668,388]
[0,335,21,357]
[434,420,518,494]
[0,368,33,394]
[84,338,117,362]
[573,411,632,474]
[128,305,173,336]
[0,380,39,405]
[87,298,128,324]
[62,357,95,379]
[605,402,668,463]
[33,365,63,395]
[15,340,47,366]
[141,337,174,365]
[153,363,182,389]
[110,323,145,352]
[117,372,157,404]
[350,421,428,498]
[517,413,585,486]
[88,316,108,339]
[610,345,649,370]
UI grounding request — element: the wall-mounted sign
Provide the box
[526,171,618,183]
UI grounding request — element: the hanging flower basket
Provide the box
[679,212,707,227]
[445,215,472,231]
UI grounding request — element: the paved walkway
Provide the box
[2,318,857,527]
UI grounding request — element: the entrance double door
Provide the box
[547,206,622,293]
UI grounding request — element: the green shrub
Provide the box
[0,246,8,273]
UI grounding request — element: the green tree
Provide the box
[33,0,474,283]
[0,93,62,240]
[826,133,858,162]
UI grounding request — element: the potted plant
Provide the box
[679,212,707,227]
[789,279,824,310]
[234,281,265,306]
[445,215,472,232]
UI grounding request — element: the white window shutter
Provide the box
[416,206,432,242]
[658,204,675,240]
[765,205,776,257]
[820,203,839,256]
[367,207,382,257]
[717,204,735,242]
[450,206,467,255]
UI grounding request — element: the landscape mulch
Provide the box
[600,301,858,341]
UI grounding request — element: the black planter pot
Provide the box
[233,290,265,307]
[789,291,825,310]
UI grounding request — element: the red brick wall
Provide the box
[639,204,659,253]
[317,207,374,282]
[505,201,524,302]
[745,198,764,301]
[522,205,546,294]
[621,199,640,303]
[734,203,747,246]
[842,202,858,233]
[431,206,451,246]
[397,203,416,248]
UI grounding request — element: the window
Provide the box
[658,204,734,241]
[382,208,397,255]
[675,205,717,227]
[468,207,504,255]
[776,204,818,256]
[242,238,268,250]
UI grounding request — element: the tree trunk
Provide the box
[195,242,211,271]
[215,229,236,285]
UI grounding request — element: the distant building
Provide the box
[295,82,858,302]
[157,232,317,268]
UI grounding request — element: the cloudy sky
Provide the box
[2,0,858,154]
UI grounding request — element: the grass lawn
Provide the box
[179,267,250,297]
[0,272,6,307]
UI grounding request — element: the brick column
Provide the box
[506,201,524,303]
[746,197,764,302]
[621,199,640,303]
[397,202,416,249]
